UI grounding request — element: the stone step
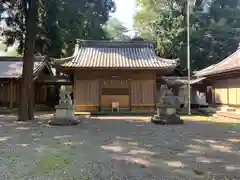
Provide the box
[90,111,155,116]
[215,111,240,120]
[218,106,236,112]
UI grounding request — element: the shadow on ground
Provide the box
[0,114,239,180]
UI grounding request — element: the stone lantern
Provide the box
[151,85,183,125]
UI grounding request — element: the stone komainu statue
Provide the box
[59,86,73,105]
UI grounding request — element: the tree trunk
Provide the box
[28,77,34,120]
[18,0,38,121]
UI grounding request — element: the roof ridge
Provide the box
[76,39,156,48]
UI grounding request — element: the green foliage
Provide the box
[0,0,116,57]
[190,0,240,69]
[135,0,240,70]
[103,17,130,40]
[135,0,185,59]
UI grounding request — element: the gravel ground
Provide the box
[0,114,239,180]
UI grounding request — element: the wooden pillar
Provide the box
[227,79,229,106]
[73,71,76,106]
[99,79,102,111]
[10,79,13,109]
[128,79,132,111]
[153,73,157,105]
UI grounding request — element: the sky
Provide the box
[112,0,136,30]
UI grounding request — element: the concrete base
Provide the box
[49,105,79,126]
[48,117,80,126]
[151,114,184,125]
[55,105,75,119]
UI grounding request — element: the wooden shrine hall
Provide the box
[52,39,179,112]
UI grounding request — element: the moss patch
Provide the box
[36,151,73,174]
[220,123,240,129]
[232,123,240,129]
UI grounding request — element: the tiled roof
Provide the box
[57,40,178,69]
[194,49,240,77]
[160,76,206,86]
[0,56,46,78]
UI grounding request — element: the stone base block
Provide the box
[48,117,80,126]
[55,107,75,119]
[151,114,184,125]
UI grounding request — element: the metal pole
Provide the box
[187,0,191,115]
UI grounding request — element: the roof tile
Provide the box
[0,57,46,78]
[60,40,178,69]
[195,49,240,77]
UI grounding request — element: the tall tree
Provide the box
[1,0,116,57]
[1,0,115,120]
[103,17,130,40]
[17,0,38,120]
[190,0,240,69]
[134,0,240,70]
[135,0,185,59]
[0,0,38,120]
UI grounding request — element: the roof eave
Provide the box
[16,60,53,81]
[161,76,206,86]
[55,65,177,70]
[195,49,240,77]
[49,43,79,65]
[198,67,240,77]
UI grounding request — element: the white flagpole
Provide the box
[187,0,191,115]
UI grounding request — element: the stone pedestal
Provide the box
[166,107,176,115]
[55,104,75,119]
[151,114,183,125]
[48,104,79,126]
[151,107,184,125]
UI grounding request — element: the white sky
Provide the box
[112,0,136,30]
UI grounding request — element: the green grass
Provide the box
[224,123,240,129]
[36,151,73,174]
[15,150,73,178]
[206,118,240,129]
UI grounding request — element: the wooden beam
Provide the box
[132,104,155,107]
[76,104,100,107]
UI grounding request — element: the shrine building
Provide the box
[52,40,178,112]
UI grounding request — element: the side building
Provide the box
[0,56,54,109]
[194,46,240,107]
